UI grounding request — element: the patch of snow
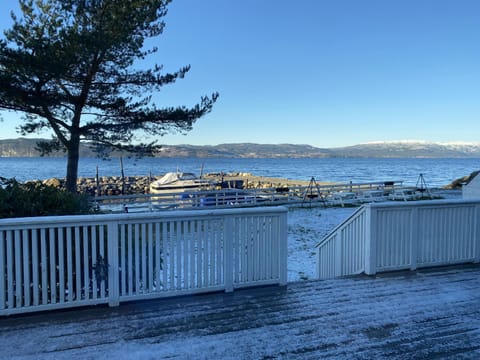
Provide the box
[364,139,431,145]
[364,139,480,146]
[362,139,480,149]
[287,205,355,281]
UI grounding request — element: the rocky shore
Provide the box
[40,173,313,196]
[35,170,472,196]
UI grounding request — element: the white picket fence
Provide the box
[0,206,288,316]
[316,199,480,279]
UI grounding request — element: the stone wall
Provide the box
[42,176,152,196]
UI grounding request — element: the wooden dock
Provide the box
[1,264,479,359]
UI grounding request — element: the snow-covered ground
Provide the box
[287,205,355,281]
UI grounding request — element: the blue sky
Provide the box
[1,0,479,148]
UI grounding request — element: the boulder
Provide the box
[444,170,480,189]
[43,178,62,188]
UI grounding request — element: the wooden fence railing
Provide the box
[316,199,480,279]
[0,206,288,315]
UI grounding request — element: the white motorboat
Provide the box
[150,172,216,194]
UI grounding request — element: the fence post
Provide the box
[475,204,480,263]
[224,216,234,292]
[410,207,418,270]
[364,205,377,275]
[335,227,342,278]
[279,211,288,286]
[0,232,4,310]
[108,221,120,306]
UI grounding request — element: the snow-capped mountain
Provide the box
[333,141,480,158]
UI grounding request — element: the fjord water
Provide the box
[1,157,479,187]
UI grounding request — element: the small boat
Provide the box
[150,172,216,194]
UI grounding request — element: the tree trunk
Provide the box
[65,136,81,193]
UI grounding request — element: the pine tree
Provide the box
[0,0,218,192]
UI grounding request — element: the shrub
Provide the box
[0,177,92,218]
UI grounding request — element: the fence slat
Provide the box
[0,232,5,309]
[211,221,216,286]
[74,227,81,302]
[82,227,89,302]
[49,228,57,304]
[127,224,133,296]
[155,222,161,291]
[58,228,65,304]
[162,222,168,291]
[14,230,22,308]
[216,220,222,286]
[91,225,97,301]
[189,221,196,289]
[22,230,30,307]
[196,220,203,288]
[224,217,233,292]
[66,228,73,303]
[120,224,126,296]
[148,223,153,292]
[6,231,14,308]
[107,221,119,306]
[99,225,106,298]
[141,223,147,294]
[183,222,189,289]
[176,221,182,290]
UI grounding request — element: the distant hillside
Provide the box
[331,141,480,158]
[0,138,95,157]
[0,139,333,158]
[1,138,480,158]
[156,143,334,158]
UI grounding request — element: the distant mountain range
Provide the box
[1,138,480,158]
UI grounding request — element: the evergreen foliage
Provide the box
[0,0,218,192]
[0,177,92,218]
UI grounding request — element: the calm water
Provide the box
[0,157,479,187]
